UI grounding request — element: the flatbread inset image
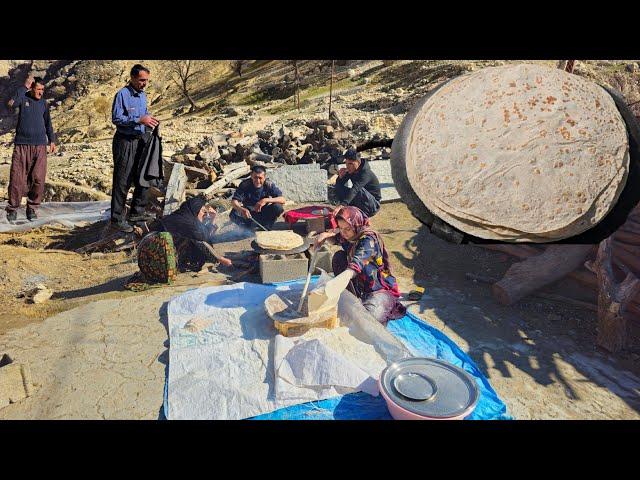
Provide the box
[402,63,630,242]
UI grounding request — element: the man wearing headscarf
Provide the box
[313,205,405,324]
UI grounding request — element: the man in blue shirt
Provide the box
[5,75,57,223]
[230,164,286,230]
[110,64,159,232]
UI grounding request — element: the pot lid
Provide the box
[310,208,330,216]
[380,357,480,418]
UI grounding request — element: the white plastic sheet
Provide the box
[166,275,411,420]
[0,201,110,233]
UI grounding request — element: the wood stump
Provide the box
[587,237,640,352]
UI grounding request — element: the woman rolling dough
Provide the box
[313,205,406,325]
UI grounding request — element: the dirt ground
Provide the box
[1,201,640,419]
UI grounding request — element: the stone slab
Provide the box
[368,160,400,203]
[267,164,328,203]
[0,363,30,409]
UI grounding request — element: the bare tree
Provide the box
[93,96,111,122]
[287,60,301,111]
[167,60,205,113]
[230,60,248,77]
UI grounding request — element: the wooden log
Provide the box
[223,162,251,175]
[148,186,165,199]
[492,245,594,305]
[171,154,207,169]
[76,232,122,254]
[465,272,598,311]
[589,237,640,352]
[618,221,640,235]
[113,242,135,252]
[201,165,250,198]
[613,229,640,245]
[480,244,603,290]
[356,138,394,152]
[183,164,210,182]
[612,249,640,275]
[246,152,274,165]
[163,163,188,216]
[613,240,640,256]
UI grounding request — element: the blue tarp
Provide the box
[251,311,512,420]
[163,279,512,420]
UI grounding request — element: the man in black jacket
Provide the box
[334,148,381,217]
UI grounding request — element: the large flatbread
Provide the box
[404,64,630,242]
[255,230,304,250]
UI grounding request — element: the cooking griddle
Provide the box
[250,236,312,255]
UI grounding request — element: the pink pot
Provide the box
[378,378,474,421]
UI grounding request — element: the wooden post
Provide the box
[292,61,300,111]
[587,237,640,352]
[328,60,335,119]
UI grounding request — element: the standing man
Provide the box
[334,148,382,217]
[230,164,286,230]
[110,64,159,232]
[5,75,57,223]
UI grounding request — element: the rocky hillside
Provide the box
[0,59,638,202]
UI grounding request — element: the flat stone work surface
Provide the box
[368,160,400,202]
[267,164,328,203]
[0,290,178,419]
[0,363,29,409]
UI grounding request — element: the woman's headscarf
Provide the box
[332,206,393,270]
[333,205,373,240]
[159,196,207,242]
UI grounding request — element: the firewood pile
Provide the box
[167,117,357,179]
[162,115,392,201]
[478,203,640,352]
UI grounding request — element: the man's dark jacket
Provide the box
[138,126,163,188]
[335,158,381,204]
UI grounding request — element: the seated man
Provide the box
[230,164,285,230]
[334,148,381,217]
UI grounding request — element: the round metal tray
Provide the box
[380,357,479,419]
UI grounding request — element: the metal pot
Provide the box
[379,357,480,420]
